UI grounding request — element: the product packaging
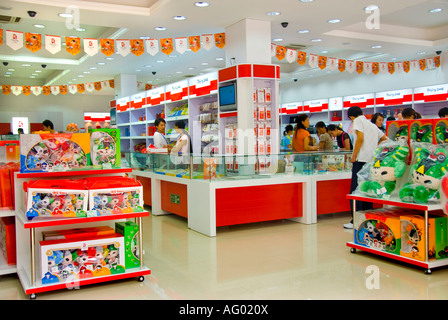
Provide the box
[410,119,434,144]
[0,217,16,265]
[433,118,448,144]
[89,128,121,168]
[115,221,140,269]
[42,226,115,241]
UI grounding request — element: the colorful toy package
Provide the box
[20,133,90,173]
[89,129,120,168]
[25,179,88,220]
[356,141,409,199]
[40,233,125,284]
[400,215,426,261]
[0,217,16,265]
[42,226,115,241]
[83,176,144,216]
[428,214,448,260]
[399,143,448,204]
[115,221,140,269]
[434,118,448,144]
[386,120,410,143]
[410,119,433,143]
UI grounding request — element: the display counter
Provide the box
[124,150,353,237]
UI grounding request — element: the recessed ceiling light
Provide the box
[58,13,73,18]
[4,75,10,77]
[320,50,329,54]
[154,27,167,31]
[311,38,322,42]
[216,57,224,61]
[106,57,114,60]
[173,15,187,20]
[32,73,38,76]
[328,19,341,23]
[33,24,45,28]
[169,54,178,58]
[97,62,106,65]
[201,62,208,65]
[35,70,42,73]
[300,0,315,2]
[7,69,14,71]
[75,28,86,32]
[22,64,31,67]
[67,81,72,84]
[429,8,442,13]
[390,58,397,61]
[83,71,90,74]
[89,67,97,70]
[188,67,196,70]
[156,60,164,63]
[78,75,84,77]
[29,76,35,78]
[272,38,284,42]
[371,45,382,49]
[5,72,12,75]
[176,71,183,74]
[364,5,379,11]
[139,36,150,40]
[417,51,426,55]
[266,11,281,16]
[195,2,210,7]
[144,65,153,68]
[135,69,142,72]
[298,29,310,34]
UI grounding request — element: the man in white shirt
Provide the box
[153,118,170,149]
[344,106,387,229]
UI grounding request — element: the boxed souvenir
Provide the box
[40,233,125,284]
[89,129,121,168]
[433,118,448,144]
[354,208,405,255]
[0,162,19,209]
[400,215,426,261]
[20,133,90,173]
[386,120,410,143]
[409,119,434,143]
[25,179,88,220]
[0,217,16,265]
[82,176,144,216]
[42,226,115,241]
[115,221,140,269]
[428,214,448,260]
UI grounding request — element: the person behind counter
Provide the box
[371,113,385,132]
[327,124,353,151]
[438,107,448,118]
[281,124,294,150]
[153,118,171,150]
[401,107,422,120]
[170,120,192,155]
[42,119,55,133]
[315,121,333,151]
[292,114,318,152]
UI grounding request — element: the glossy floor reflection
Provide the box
[2,211,448,300]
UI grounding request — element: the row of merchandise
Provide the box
[21,129,120,173]
[354,207,447,262]
[387,118,448,144]
[40,222,140,285]
[25,176,144,220]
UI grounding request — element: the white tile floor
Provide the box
[2,211,448,300]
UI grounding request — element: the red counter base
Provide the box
[215,183,303,227]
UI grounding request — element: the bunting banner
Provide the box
[77,84,85,93]
[85,82,94,92]
[364,62,372,75]
[94,81,102,91]
[65,36,81,55]
[31,86,42,96]
[145,39,159,56]
[346,60,355,74]
[60,85,67,95]
[11,86,22,96]
[51,85,59,95]
[42,86,51,96]
[0,29,2,45]
[83,38,99,56]
[45,35,61,54]
[201,34,213,51]
[100,39,115,56]
[328,57,338,71]
[175,37,188,54]
[308,54,318,68]
[286,48,297,64]
[275,45,286,61]
[68,84,77,94]
[6,30,23,50]
[22,86,31,96]
[338,59,346,72]
[116,39,130,57]
[214,33,225,49]
[297,51,307,65]
[403,61,410,73]
[2,85,11,95]
[130,39,144,56]
[372,62,379,75]
[25,32,41,52]
[388,62,395,74]
[189,36,201,52]
[318,56,327,70]
[161,38,174,55]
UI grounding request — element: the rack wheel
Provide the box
[30,293,36,300]
[138,276,145,282]
[425,269,432,275]
[350,248,357,254]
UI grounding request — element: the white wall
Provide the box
[0,93,113,133]
[280,52,448,104]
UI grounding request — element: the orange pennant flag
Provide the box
[388,62,395,74]
[42,86,51,96]
[338,59,346,72]
[275,45,286,60]
[66,36,81,55]
[419,59,426,71]
[100,39,115,56]
[109,79,115,88]
[77,84,85,93]
[214,33,225,49]
[94,82,102,91]
[318,56,327,70]
[145,84,153,90]
[356,61,363,74]
[59,85,67,95]
[130,39,144,56]
[161,38,174,55]
[189,36,201,52]
[403,61,410,73]
[25,33,41,52]
[434,56,440,68]
[2,85,11,95]
[372,62,379,75]
[22,86,31,96]
[0,29,2,45]
[297,51,306,65]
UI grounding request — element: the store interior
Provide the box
[1,0,448,302]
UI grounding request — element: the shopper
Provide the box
[281,124,294,150]
[292,114,318,152]
[42,120,55,133]
[315,121,333,151]
[327,124,353,151]
[371,113,385,132]
[344,106,387,229]
[17,128,24,134]
[401,108,422,120]
[438,107,448,118]
[171,120,192,155]
[153,118,170,149]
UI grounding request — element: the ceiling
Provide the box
[0,0,447,94]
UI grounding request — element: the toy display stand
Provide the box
[346,194,448,274]
[14,167,151,299]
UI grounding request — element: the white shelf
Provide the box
[165,115,189,121]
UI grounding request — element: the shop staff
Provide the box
[401,108,422,120]
[42,119,55,133]
[153,118,170,150]
[292,114,318,152]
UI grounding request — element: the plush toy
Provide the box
[395,126,409,142]
[359,143,409,198]
[411,124,433,143]
[399,145,448,203]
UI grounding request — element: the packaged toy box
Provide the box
[434,118,448,144]
[82,176,144,216]
[409,119,434,144]
[354,208,408,255]
[386,120,410,143]
[428,214,448,260]
[400,215,427,261]
[20,133,90,173]
[115,221,140,269]
[40,233,125,284]
[89,129,121,168]
[0,162,19,210]
[0,217,16,265]
[42,226,115,241]
[24,179,88,220]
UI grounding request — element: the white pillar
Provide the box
[114,74,137,98]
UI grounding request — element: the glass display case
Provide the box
[122,150,353,181]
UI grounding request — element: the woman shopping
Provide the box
[292,114,318,152]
